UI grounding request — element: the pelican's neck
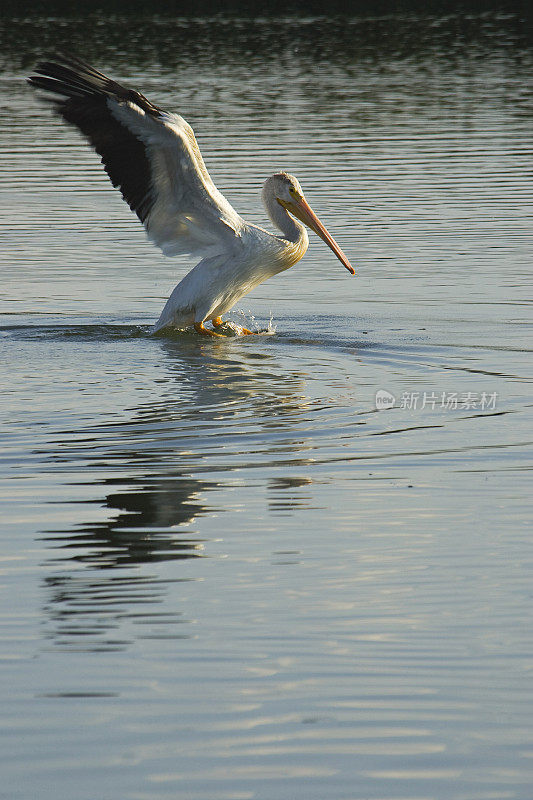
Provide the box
[262,184,306,245]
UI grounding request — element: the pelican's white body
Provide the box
[153,222,308,332]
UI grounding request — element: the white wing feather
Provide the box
[108,100,246,259]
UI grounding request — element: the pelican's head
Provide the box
[264,172,355,275]
[267,172,305,205]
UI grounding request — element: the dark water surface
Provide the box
[1,13,532,800]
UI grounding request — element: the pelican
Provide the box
[28,54,354,337]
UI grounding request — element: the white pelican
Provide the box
[28,54,354,337]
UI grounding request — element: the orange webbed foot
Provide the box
[209,318,257,336]
[194,321,225,338]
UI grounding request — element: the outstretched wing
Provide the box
[28,54,245,258]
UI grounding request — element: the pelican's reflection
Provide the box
[42,335,315,649]
[45,474,212,569]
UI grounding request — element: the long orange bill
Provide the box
[281,195,355,275]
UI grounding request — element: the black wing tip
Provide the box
[27,53,164,116]
[26,53,158,226]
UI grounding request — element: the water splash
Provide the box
[151,312,275,338]
[266,311,276,335]
[217,309,276,337]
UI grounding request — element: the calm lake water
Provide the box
[1,12,532,800]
